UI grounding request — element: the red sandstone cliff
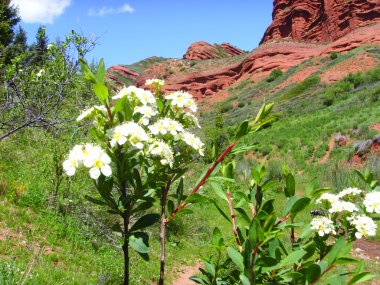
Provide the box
[183,41,244,60]
[261,0,380,44]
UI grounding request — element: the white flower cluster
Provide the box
[112,86,156,105]
[165,90,197,112]
[146,79,165,88]
[148,140,174,167]
[363,191,380,214]
[107,122,149,149]
[66,79,204,177]
[312,187,379,239]
[63,143,112,180]
[348,215,377,239]
[310,216,336,237]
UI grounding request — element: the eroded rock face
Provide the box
[183,41,244,60]
[261,0,380,44]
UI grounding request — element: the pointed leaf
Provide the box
[130,213,160,232]
[96,58,105,83]
[79,58,97,83]
[227,247,244,272]
[129,233,149,253]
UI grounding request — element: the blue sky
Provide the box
[11,1,273,67]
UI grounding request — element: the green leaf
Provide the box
[239,274,250,285]
[204,262,215,278]
[230,144,257,155]
[189,276,209,285]
[173,208,193,220]
[306,264,321,283]
[110,223,123,233]
[234,207,251,224]
[290,197,311,217]
[133,169,143,193]
[227,247,244,272]
[93,83,109,103]
[130,213,160,232]
[280,249,307,267]
[129,233,149,253]
[328,237,346,265]
[284,173,295,197]
[79,58,97,83]
[186,193,208,204]
[222,162,235,179]
[176,177,184,205]
[96,58,105,83]
[348,272,374,284]
[84,195,107,206]
[210,182,227,201]
[235,120,250,140]
[211,200,231,223]
[211,227,224,247]
[284,196,298,215]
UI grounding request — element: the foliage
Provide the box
[0,30,96,140]
[192,164,378,284]
[280,75,321,100]
[266,68,283,82]
[330,51,338,60]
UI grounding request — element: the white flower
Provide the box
[148,118,184,137]
[63,144,112,180]
[36,69,45,77]
[135,88,156,105]
[317,193,339,204]
[183,112,201,128]
[63,146,82,176]
[337,187,362,198]
[147,140,174,167]
[146,78,165,88]
[112,86,139,100]
[328,200,358,213]
[108,122,149,149]
[349,215,377,239]
[134,105,158,126]
[82,146,112,179]
[363,192,380,214]
[165,91,197,112]
[181,132,204,156]
[310,216,336,237]
[77,105,107,121]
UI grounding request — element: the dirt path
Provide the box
[171,261,201,285]
[371,123,380,132]
[319,135,335,164]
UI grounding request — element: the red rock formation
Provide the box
[261,0,380,44]
[107,65,139,85]
[161,23,380,99]
[183,41,244,60]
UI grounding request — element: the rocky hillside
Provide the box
[261,0,380,43]
[183,41,245,60]
[107,0,380,100]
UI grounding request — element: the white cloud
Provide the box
[11,0,71,24]
[88,3,135,17]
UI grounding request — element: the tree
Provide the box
[0,31,96,140]
[30,25,49,66]
[0,0,20,64]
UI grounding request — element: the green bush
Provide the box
[266,68,283,82]
[330,51,338,60]
[280,75,321,100]
[344,72,364,88]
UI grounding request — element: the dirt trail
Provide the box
[319,135,335,164]
[171,261,201,285]
[371,123,380,132]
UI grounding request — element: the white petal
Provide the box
[89,168,101,179]
[101,165,112,177]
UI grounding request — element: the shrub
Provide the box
[189,60,197,67]
[280,75,321,100]
[344,72,364,88]
[266,68,283,82]
[330,51,338,60]
[237,102,245,108]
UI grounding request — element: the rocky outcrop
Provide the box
[106,65,139,86]
[183,41,244,60]
[261,0,380,44]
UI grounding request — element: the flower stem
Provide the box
[168,141,236,221]
[227,190,240,246]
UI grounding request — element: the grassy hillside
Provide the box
[1,45,380,284]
